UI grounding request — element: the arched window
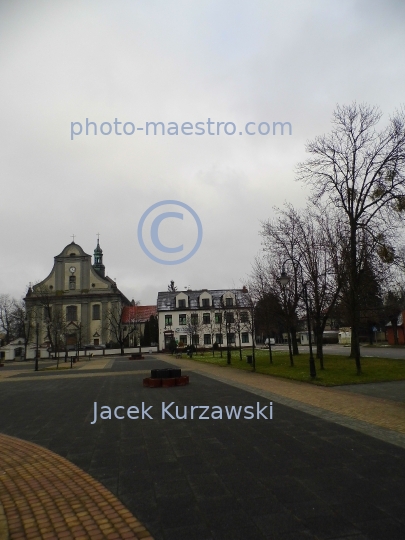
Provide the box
[66,305,77,321]
[92,305,100,320]
[69,276,76,290]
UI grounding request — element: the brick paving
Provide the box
[0,434,153,540]
[164,354,405,438]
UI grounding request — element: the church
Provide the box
[25,238,130,349]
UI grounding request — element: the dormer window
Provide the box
[178,299,186,308]
[226,297,233,307]
[201,298,210,307]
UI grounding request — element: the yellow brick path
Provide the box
[0,434,153,540]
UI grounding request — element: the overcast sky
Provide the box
[1,0,404,305]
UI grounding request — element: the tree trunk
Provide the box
[315,332,325,369]
[314,324,324,369]
[120,345,125,355]
[268,332,273,365]
[349,226,362,373]
[291,327,299,355]
[287,331,294,367]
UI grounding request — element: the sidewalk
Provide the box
[162,354,405,445]
[0,434,153,540]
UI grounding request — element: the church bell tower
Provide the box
[93,237,105,277]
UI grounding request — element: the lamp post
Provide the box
[280,262,316,379]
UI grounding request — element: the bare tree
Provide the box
[11,299,37,360]
[213,309,224,358]
[297,103,405,373]
[273,205,346,368]
[0,294,18,344]
[104,303,134,355]
[238,289,257,370]
[183,312,203,355]
[260,214,303,355]
[202,309,217,356]
[248,270,283,365]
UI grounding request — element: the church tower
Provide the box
[93,238,105,277]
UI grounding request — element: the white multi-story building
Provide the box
[157,288,253,351]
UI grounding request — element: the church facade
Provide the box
[25,240,130,349]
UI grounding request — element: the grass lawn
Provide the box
[184,348,405,386]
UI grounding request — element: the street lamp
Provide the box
[280,261,316,379]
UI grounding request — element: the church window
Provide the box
[66,305,77,321]
[69,276,76,290]
[43,306,52,321]
[92,304,101,320]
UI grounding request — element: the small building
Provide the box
[121,305,158,346]
[298,330,339,345]
[386,312,405,345]
[157,288,253,351]
[338,327,351,345]
[0,339,26,361]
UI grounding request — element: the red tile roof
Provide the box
[122,305,157,323]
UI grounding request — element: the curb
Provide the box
[0,502,9,540]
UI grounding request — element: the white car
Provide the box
[265,338,276,346]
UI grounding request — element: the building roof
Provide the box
[55,241,90,258]
[157,289,250,311]
[122,305,157,323]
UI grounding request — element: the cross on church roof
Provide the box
[71,234,76,242]
[96,233,100,241]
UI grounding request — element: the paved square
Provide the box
[0,356,405,539]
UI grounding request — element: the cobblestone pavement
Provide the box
[0,433,153,540]
[0,355,404,539]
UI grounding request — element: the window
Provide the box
[178,299,186,308]
[204,334,211,345]
[201,298,210,307]
[69,276,76,290]
[43,306,52,321]
[203,313,210,324]
[215,333,223,344]
[179,314,186,325]
[179,335,187,345]
[66,305,77,321]
[226,312,234,323]
[226,297,233,307]
[192,335,200,345]
[165,315,172,326]
[215,313,222,324]
[227,333,235,344]
[240,311,249,322]
[92,304,100,320]
[191,314,199,325]
[242,332,249,343]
